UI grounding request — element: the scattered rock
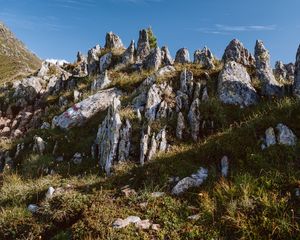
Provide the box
[72,152,83,165]
[175,48,190,64]
[276,123,297,146]
[113,216,141,229]
[27,204,39,214]
[151,192,165,198]
[45,187,55,199]
[121,186,137,197]
[218,61,258,107]
[121,40,135,65]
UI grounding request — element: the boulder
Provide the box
[223,39,255,67]
[95,98,122,175]
[161,46,174,65]
[172,167,208,195]
[194,46,215,69]
[136,29,151,63]
[156,65,176,77]
[33,136,46,155]
[99,52,112,73]
[276,123,297,146]
[264,127,276,148]
[121,40,135,65]
[255,40,282,96]
[13,77,44,102]
[143,47,162,71]
[293,44,300,98]
[52,88,121,129]
[218,61,258,107]
[91,70,111,91]
[105,32,124,49]
[87,45,101,75]
[175,48,190,64]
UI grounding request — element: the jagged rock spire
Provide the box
[105,32,124,49]
[175,48,190,64]
[137,29,151,63]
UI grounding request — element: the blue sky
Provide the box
[0,0,299,66]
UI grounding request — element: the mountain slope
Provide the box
[0,22,41,84]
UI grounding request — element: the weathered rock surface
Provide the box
[136,29,150,63]
[33,136,46,155]
[121,40,135,65]
[275,61,295,84]
[218,61,258,107]
[143,47,162,71]
[176,112,185,140]
[294,45,300,97]
[255,40,282,96]
[188,99,201,141]
[87,45,101,75]
[105,32,124,49]
[99,52,112,73]
[223,39,255,67]
[118,119,132,162]
[161,46,174,65]
[175,48,190,64]
[194,46,215,69]
[91,70,111,91]
[172,167,208,195]
[52,88,121,129]
[73,52,88,77]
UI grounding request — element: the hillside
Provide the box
[0,22,41,84]
[0,28,300,240]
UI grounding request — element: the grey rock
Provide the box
[218,61,258,107]
[137,29,150,63]
[276,123,297,146]
[175,48,190,64]
[135,220,151,230]
[223,39,255,67]
[40,122,50,130]
[140,125,151,165]
[73,52,88,77]
[176,90,189,112]
[87,45,101,75]
[99,52,112,73]
[188,99,201,141]
[72,152,82,165]
[180,69,194,96]
[52,88,121,129]
[201,87,209,102]
[221,156,229,177]
[264,127,276,148]
[91,70,111,91]
[176,112,185,140]
[27,204,39,214]
[105,32,124,49]
[121,40,135,65]
[73,90,82,102]
[156,65,176,77]
[113,216,141,229]
[33,136,46,155]
[147,134,158,161]
[161,46,174,65]
[255,40,282,96]
[293,44,300,98]
[95,98,122,175]
[143,47,162,71]
[13,77,44,101]
[172,167,208,195]
[145,84,162,121]
[194,46,215,69]
[118,119,132,162]
[45,187,55,199]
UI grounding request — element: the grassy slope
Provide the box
[0,64,300,239]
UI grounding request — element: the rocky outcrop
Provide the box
[137,29,150,63]
[172,167,208,195]
[176,112,185,140]
[95,98,122,175]
[161,46,174,66]
[87,45,101,75]
[194,46,215,69]
[275,61,295,84]
[175,48,190,64]
[188,99,201,141]
[13,77,44,102]
[261,124,297,149]
[121,40,135,65]
[118,119,132,162]
[293,45,300,98]
[52,88,121,129]
[91,70,111,91]
[99,52,112,73]
[143,47,162,71]
[105,32,124,49]
[218,61,258,107]
[223,39,255,67]
[255,40,282,96]
[73,52,88,77]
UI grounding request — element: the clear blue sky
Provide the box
[0,0,299,66]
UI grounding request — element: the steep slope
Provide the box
[0,22,41,84]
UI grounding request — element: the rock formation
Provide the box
[105,32,124,49]
[294,44,300,98]
[194,46,215,69]
[175,48,190,64]
[161,46,174,65]
[143,47,162,71]
[137,29,151,63]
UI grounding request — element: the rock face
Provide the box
[52,88,121,129]
[143,47,162,71]
[95,98,122,175]
[194,47,215,69]
[137,29,150,63]
[91,70,111,91]
[87,45,101,75]
[121,40,135,65]
[105,32,124,49]
[294,45,300,97]
[172,167,208,195]
[223,39,255,67]
[161,46,174,65]
[73,52,88,77]
[99,52,112,73]
[176,112,185,140]
[254,40,282,96]
[13,77,44,102]
[218,61,258,107]
[175,48,190,64]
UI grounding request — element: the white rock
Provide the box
[276,123,297,146]
[46,187,55,199]
[27,204,39,214]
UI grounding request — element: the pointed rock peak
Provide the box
[105,32,124,49]
[223,39,255,67]
[161,46,174,65]
[175,48,190,64]
[255,40,270,62]
[137,29,151,62]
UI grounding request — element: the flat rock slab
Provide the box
[52,88,121,129]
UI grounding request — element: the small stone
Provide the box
[151,192,165,198]
[151,224,161,231]
[46,187,55,199]
[188,214,201,220]
[27,204,39,214]
[276,123,297,146]
[72,152,82,165]
[56,156,64,162]
[264,127,276,147]
[135,219,151,230]
[221,156,229,177]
